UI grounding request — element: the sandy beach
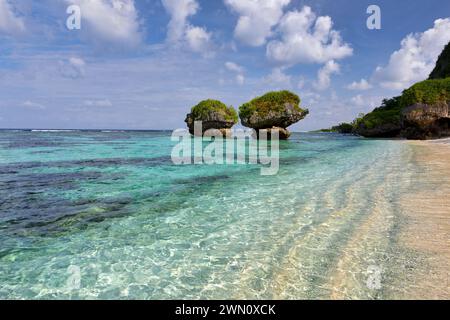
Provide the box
[398,139,450,299]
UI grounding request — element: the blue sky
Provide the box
[0,0,449,130]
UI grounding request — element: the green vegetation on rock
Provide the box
[326,77,450,134]
[239,90,304,120]
[329,42,450,139]
[346,78,450,133]
[190,99,238,123]
[399,78,450,108]
[349,78,450,137]
[237,90,309,139]
[358,96,402,130]
[330,122,354,133]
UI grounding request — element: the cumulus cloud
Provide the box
[59,57,86,79]
[83,99,113,107]
[225,0,290,47]
[0,0,26,35]
[162,0,212,54]
[313,60,340,90]
[66,0,142,47]
[225,61,245,84]
[225,61,243,73]
[347,78,372,90]
[185,25,212,54]
[162,0,198,42]
[264,68,292,88]
[373,18,450,90]
[266,6,353,65]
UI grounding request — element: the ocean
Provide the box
[0,130,435,299]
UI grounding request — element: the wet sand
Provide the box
[398,140,450,299]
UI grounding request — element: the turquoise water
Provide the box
[0,130,421,299]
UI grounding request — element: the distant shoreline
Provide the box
[0,128,174,132]
[0,128,316,134]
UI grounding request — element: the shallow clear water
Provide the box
[0,130,422,299]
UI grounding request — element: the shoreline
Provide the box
[397,140,450,299]
[423,137,450,145]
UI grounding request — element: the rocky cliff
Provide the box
[349,42,450,140]
[401,101,450,139]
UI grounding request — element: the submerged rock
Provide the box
[185,99,238,137]
[239,90,309,139]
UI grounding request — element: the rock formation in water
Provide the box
[185,99,238,137]
[238,90,309,139]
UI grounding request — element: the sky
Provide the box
[0,0,449,131]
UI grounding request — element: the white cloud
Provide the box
[373,18,450,90]
[313,60,340,90]
[23,100,46,109]
[225,61,243,73]
[162,0,212,54]
[66,0,142,47]
[185,25,212,53]
[264,68,292,88]
[225,61,245,85]
[225,0,290,47]
[350,94,365,106]
[236,74,245,85]
[59,57,86,79]
[302,91,321,105]
[83,99,113,107]
[0,0,26,35]
[266,6,353,65]
[348,95,382,112]
[347,78,372,90]
[162,0,198,43]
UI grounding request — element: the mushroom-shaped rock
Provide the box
[239,90,309,139]
[185,99,238,137]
